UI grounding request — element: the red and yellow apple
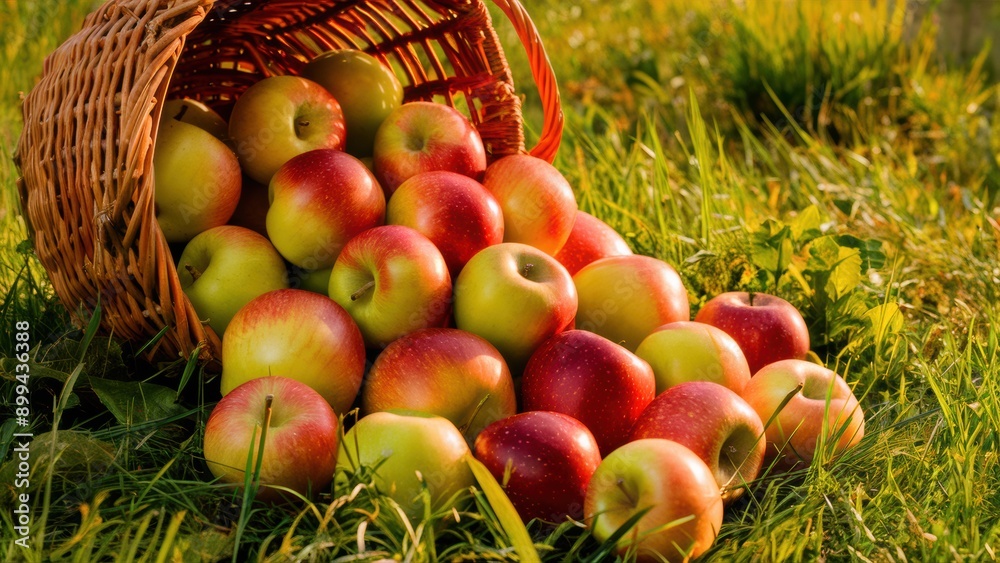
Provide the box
[634,321,751,395]
[553,210,632,275]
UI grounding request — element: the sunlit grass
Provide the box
[3,0,1000,560]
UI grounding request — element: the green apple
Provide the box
[585,439,723,562]
[229,75,346,185]
[301,49,403,157]
[176,225,288,336]
[221,289,366,415]
[362,328,517,444]
[453,243,577,373]
[337,410,475,519]
[154,118,242,243]
[574,255,690,352]
[635,320,752,395]
[328,225,451,348]
[204,376,339,503]
[296,267,332,295]
[161,98,229,140]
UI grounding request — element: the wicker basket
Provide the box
[16,0,562,365]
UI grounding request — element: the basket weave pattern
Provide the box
[16,0,561,363]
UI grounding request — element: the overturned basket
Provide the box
[16,0,562,364]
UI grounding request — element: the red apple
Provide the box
[521,330,655,456]
[386,171,504,278]
[226,176,269,237]
[631,381,765,502]
[266,149,385,270]
[228,75,346,185]
[482,154,578,256]
[585,439,723,562]
[694,291,810,375]
[372,101,487,196]
[453,243,577,373]
[553,211,632,275]
[473,411,602,523]
[573,255,690,352]
[634,321,751,395]
[328,225,451,348]
[204,376,339,502]
[362,328,516,443]
[741,359,865,469]
[220,289,366,415]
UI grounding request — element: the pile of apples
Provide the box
[156,48,866,561]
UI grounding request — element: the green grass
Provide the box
[3,0,1000,561]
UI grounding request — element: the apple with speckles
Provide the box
[635,321,752,395]
[694,291,810,375]
[473,411,602,523]
[521,330,655,456]
[631,381,765,502]
[553,211,632,275]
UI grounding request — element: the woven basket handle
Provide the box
[490,0,563,163]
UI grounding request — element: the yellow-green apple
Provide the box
[634,321,751,395]
[220,289,366,415]
[473,411,601,523]
[585,439,723,563]
[573,255,690,352]
[372,101,487,196]
[482,154,577,256]
[295,267,332,295]
[521,330,655,456]
[176,225,288,336]
[301,49,403,157]
[336,410,475,519]
[228,75,346,185]
[741,359,865,469]
[328,225,451,348]
[362,328,516,443]
[154,117,241,243]
[226,176,269,237]
[553,210,632,275]
[386,171,504,278]
[453,243,577,373]
[203,376,339,502]
[694,291,810,376]
[631,381,765,503]
[161,98,229,140]
[266,149,385,269]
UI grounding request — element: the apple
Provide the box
[741,359,865,469]
[386,170,504,278]
[372,101,487,196]
[631,381,765,502]
[328,225,451,348]
[482,154,577,256]
[573,255,690,352]
[161,98,229,140]
[294,266,332,295]
[203,376,339,502]
[585,439,723,563]
[266,149,385,269]
[226,176,269,237]
[694,291,810,376]
[220,289,366,415]
[176,225,288,336]
[336,410,475,519]
[362,328,516,443]
[521,330,655,456]
[154,118,242,243]
[452,243,577,373]
[473,411,602,523]
[553,210,632,275]
[301,49,403,157]
[634,321,751,395]
[228,75,346,185]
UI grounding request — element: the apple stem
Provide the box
[350,280,376,301]
[184,263,202,281]
[521,262,534,278]
[748,291,755,306]
[173,104,188,121]
[616,477,638,508]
